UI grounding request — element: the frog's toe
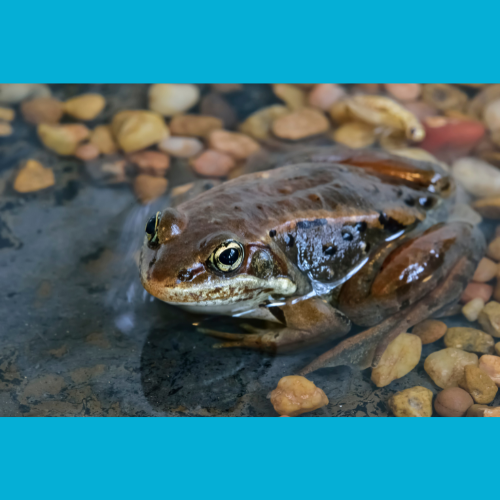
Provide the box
[197,328,248,341]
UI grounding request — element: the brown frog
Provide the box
[139,146,485,374]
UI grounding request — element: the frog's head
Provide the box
[139,207,296,312]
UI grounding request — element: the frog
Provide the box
[139,146,485,374]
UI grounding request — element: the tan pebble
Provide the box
[0,122,13,136]
[332,122,375,149]
[466,404,500,417]
[462,297,485,322]
[133,174,168,204]
[128,151,170,176]
[272,84,306,110]
[169,115,222,138]
[371,333,422,387]
[308,84,346,111]
[472,257,498,282]
[239,105,289,140]
[74,143,100,161]
[384,84,421,102]
[424,348,478,389]
[211,84,242,93]
[496,342,500,355]
[452,157,500,199]
[472,197,500,219]
[148,84,200,117]
[387,386,433,417]
[13,159,55,193]
[444,327,494,354]
[190,150,235,177]
[272,108,329,140]
[422,84,468,112]
[460,282,493,304]
[38,123,90,155]
[112,110,168,153]
[64,93,106,121]
[483,98,500,132]
[208,130,260,160]
[434,387,473,417]
[477,301,500,337]
[487,237,500,261]
[459,364,498,404]
[158,136,203,158]
[21,97,63,125]
[89,125,117,155]
[270,375,328,417]
[0,107,15,121]
[478,354,500,386]
[412,319,447,345]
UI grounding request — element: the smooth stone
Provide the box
[308,84,346,111]
[452,157,500,198]
[472,257,498,282]
[483,98,500,132]
[272,108,330,140]
[21,97,64,125]
[158,136,204,158]
[424,348,478,389]
[478,354,500,386]
[459,365,498,404]
[332,122,375,149]
[128,151,170,176]
[460,282,493,304]
[37,123,90,155]
[13,159,55,193]
[133,174,168,204]
[477,301,500,337]
[272,84,306,110]
[412,319,447,345]
[239,105,289,140]
[208,130,260,160]
[190,150,235,177]
[434,387,473,417]
[90,125,118,155]
[0,107,14,121]
[384,84,421,102]
[74,143,100,161]
[444,327,494,354]
[466,404,500,417]
[63,93,106,121]
[387,386,433,417]
[462,298,485,322]
[169,115,222,138]
[148,84,200,117]
[0,83,50,104]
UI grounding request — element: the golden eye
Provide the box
[145,211,161,244]
[209,241,244,273]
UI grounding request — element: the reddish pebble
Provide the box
[75,143,100,161]
[403,101,438,121]
[128,150,170,176]
[190,150,235,177]
[460,282,493,304]
[308,84,346,111]
[384,84,421,102]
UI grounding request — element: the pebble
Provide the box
[487,237,500,261]
[239,105,289,140]
[473,257,498,282]
[128,151,170,176]
[452,157,500,198]
[459,365,498,404]
[0,83,50,104]
[190,150,235,177]
[21,97,64,125]
[308,84,346,111]
[444,327,494,354]
[483,98,500,132]
[272,108,329,140]
[477,301,500,337]
[169,115,223,138]
[13,159,55,193]
[111,110,168,153]
[208,130,260,160]
[472,197,500,219]
[158,136,204,158]
[0,122,12,136]
[466,404,500,417]
[402,101,438,121]
[384,84,421,102]
[412,319,447,345]
[200,93,238,129]
[133,174,168,204]
[85,156,128,184]
[63,93,105,121]
[422,84,468,111]
[462,297,485,322]
[89,125,118,155]
[272,84,306,110]
[74,143,100,161]
[468,84,500,118]
[371,333,422,387]
[269,375,329,417]
[332,122,376,149]
[211,84,242,93]
[0,107,14,121]
[424,348,478,389]
[37,123,90,155]
[148,84,200,117]
[460,282,493,304]
[479,354,500,386]
[494,281,500,303]
[387,386,433,417]
[352,84,380,94]
[434,387,473,417]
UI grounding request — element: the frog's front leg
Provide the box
[199,296,351,353]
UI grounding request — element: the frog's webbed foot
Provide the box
[198,326,283,352]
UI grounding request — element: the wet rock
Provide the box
[434,387,473,417]
[477,301,500,337]
[200,93,238,129]
[158,136,204,158]
[190,150,235,177]
[462,298,485,322]
[128,150,170,176]
[332,122,375,149]
[387,386,433,417]
[112,110,168,153]
[148,84,200,117]
[424,348,478,389]
[75,143,100,161]
[466,404,500,417]
[483,98,500,132]
[133,174,168,204]
[89,125,118,155]
[64,93,106,120]
[459,365,498,404]
[13,159,55,193]
[70,364,106,384]
[371,333,422,387]
[422,84,468,112]
[412,319,447,345]
[21,97,63,125]
[478,354,500,386]
[272,84,306,110]
[169,114,222,138]
[38,123,90,155]
[272,108,329,140]
[308,84,346,111]
[208,130,260,160]
[22,374,66,399]
[452,157,500,198]
[270,375,328,416]
[444,327,494,354]
[384,84,421,102]
[472,257,498,282]
[0,83,50,104]
[239,105,289,140]
[0,107,14,121]
[460,282,493,304]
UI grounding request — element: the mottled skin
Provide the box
[140,146,485,373]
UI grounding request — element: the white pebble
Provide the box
[0,84,50,104]
[484,99,500,132]
[149,84,200,117]
[452,157,500,199]
[158,136,204,158]
[462,297,485,322]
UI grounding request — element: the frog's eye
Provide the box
[145,211,161,245]
[209,241,244,273]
